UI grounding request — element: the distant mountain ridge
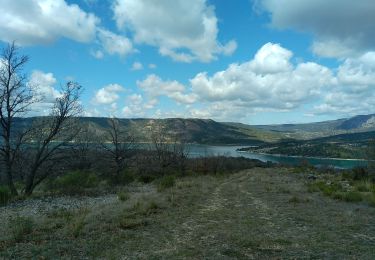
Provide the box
[336,114,375,130]
[252,113,375,140]
[12,113,375,144]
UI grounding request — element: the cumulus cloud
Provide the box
[93,84,125,105]
[131,62,143,71]
[259,0,375,58]
[137,74,198,104]
[122,93,145,117]
[191,43,333,110]
[313,51,375,116]
[27,70,61,115]
[112,0,237,62]
[97,29,134,57]
[0,0,99,45]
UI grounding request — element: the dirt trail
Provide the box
[167,168,375,259]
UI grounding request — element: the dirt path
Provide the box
[2,168,375,259]
[158,168,375,259]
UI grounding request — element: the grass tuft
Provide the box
[9,215,34,242]
[157,175,176,192]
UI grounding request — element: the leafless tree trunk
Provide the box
[70,123,96,170]
[23,82,82,195]
[150,121,173,174]
[0,42,33,196]
[102,118,136,182]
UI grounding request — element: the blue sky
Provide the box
[1,0,374,124]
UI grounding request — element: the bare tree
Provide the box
[0,42,33,195]
[102,118,136,182]
[150,121,173,174]
[150,121,190,175]
[23,82,82,195]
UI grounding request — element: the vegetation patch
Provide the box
[157,175,176,192]
[117,190,130,201]
[0,185,11,206]
[48,171,100,195]
[9,215,34,242]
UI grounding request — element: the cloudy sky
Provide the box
[1,0,374,124]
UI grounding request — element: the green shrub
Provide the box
[50,171,100,194]
[9,215,34,242]
[0,185,11,206]
[157,175,176,192]
[352,167,369,181]
[355,181,373,192]
[343,191,363,202]
[368,195,375,207]
[117,170,135,185]
[117,190,130,201]
[138,174,157,184]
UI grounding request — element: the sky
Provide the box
[0,0,375,124]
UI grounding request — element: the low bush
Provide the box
[157,175,176,192]
[49,171,100,195]
[0,185,11,206]
[117,190,130,201]
[343,191,363,202]
[352,167,369,181]
[9,215,34,242]
[368,194,375,207]
[355,181,374,192]
[138,174,157,184]
[116,170,135,185]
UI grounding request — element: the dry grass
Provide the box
[1,169,375,259]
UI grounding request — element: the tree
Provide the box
[23,82,82,195]
[0,42,33,195]
[102,118,136,182]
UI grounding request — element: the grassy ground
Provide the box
[1,168,375,259]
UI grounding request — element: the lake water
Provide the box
[186,144,368,169]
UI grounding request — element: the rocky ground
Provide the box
[1,168,375,259]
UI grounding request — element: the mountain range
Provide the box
[14,113,375,145]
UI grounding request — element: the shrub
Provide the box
[157,175,176,192]
[352,167,369,181]
[343,191,363,202]
[117,190,130,201]
[50,171,100,195]
[368,195,375,207]
[138,174,157,184]
[0,185,11,206]
[355,181,373,192]
[117,170,135,185]
[9,215,34,242]
[67,209,88,238]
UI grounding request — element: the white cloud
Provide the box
[131,62,143,71]
[90,49,104,59]
[0,0,99,45]
[122,93,145,117]
[259,0,375,58]
[148,63,157,69]
[27,70,61,115]
[191,42,333,110]
[137,74,197,104]
[313,51,375,116]
[93,83,125,105]
[97,29,134,57]
[112,0,237,62]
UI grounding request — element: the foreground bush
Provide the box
[157,175,176,192]
[0,185,11,206]
[48,171,100,195]
[9,215,34,242]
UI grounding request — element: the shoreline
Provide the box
[236,150,369,162]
